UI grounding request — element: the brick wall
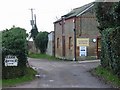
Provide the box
[64,18,75,60]
[54,22,63,58]
[54,6,100,60]
[54,18,75,60]
[76,7,100,59]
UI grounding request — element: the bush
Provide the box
[2,27,28,79]
[95,2,120,78]
[100,27,120,78]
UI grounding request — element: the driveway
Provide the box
[14,58,111,88]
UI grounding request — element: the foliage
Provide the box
[92,66,120,88]
[112,2,120,26]
[101,27,120,77]
[35,31,48,53]
[30,24,39,51]
[95,2,120,78]
[2,27,28,79]
[95,2,115,32]
[30,24,38,41]
[2,67,37,87]
[0,31,2,64]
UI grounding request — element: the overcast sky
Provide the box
[0,0,95,33]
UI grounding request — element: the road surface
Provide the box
[14,58,111,88]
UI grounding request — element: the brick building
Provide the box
[54,2,101,60]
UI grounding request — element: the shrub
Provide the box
[95,2,120,78]
[100,27,120,78]
[2,27,28,79]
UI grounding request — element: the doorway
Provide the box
[97,37,101,59]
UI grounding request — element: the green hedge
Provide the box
[95,2,120,79]
[2,27,28,79]
[101,27,120,78]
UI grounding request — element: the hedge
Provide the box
[101,27,120,78]
[2,27,28,79]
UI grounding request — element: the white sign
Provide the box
[4,55,18,66]
[80,46,87,56]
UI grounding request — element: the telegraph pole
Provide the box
[34,14,36,25]
[30,8,35,29]
[28,8,35,40]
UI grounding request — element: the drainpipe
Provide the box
[73,17,77,61]
[54,23,56,57]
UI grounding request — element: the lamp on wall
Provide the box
[93,39,96,43]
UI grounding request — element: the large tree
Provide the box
[35,31,48,53]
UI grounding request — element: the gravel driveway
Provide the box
[13,58,112,88]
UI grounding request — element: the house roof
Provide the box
[54,2,94,23]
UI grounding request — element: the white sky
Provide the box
[0,0,95,33]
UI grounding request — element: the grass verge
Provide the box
[2,67,37,87]
[28,53,60,61]
[91,66,120,88]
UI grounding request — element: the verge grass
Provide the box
[2,67,37,87]
[91,66,120,88]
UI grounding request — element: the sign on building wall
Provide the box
[4,55,18,67]
[77,38,89,46]
[80,46,87,56]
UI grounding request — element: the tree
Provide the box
[112,2,120,26]
[95,2,120,77]
[30,14,39,41]
[30,24,39,41]
[95,2,115,32]
[35,31,48,53]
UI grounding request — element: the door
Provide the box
[97,37,101,59]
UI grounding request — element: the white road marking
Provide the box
[49,80,54,82]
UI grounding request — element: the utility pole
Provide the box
[30,8,35,29]
[34,14,37,25]
[28,8,35,40]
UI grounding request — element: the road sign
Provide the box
[4,55,18,66]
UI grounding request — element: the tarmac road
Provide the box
[13,58,112,88]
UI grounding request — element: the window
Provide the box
[69,37,72,50]
[57,38,59,48]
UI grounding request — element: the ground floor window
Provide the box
[57,38,59,48]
